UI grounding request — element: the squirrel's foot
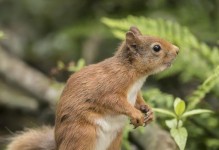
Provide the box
[130,110,144,129]
[139,105,154,126]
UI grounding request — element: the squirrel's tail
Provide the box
[7,126,56,150]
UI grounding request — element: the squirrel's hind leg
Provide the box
[56,123,97,150]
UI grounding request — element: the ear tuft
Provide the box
[129,26,142,36]
[126,31,136,45]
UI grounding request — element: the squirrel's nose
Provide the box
[173,45,179,55]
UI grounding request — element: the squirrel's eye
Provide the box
[153,45,161,52]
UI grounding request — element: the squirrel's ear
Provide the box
[129,26,142,36]
[126,31,140,48]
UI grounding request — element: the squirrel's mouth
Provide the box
[164,62,172,68]
[164,57,176,68]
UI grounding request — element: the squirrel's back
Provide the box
[7,126,56,150]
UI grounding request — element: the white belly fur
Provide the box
[95,76,147,150]
[95,115,127,150]
[127,76,147,105]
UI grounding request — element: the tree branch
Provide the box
[0,47,63,106]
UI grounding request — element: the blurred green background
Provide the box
[0,0,218,150]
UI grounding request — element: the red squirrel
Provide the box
[7,26,179,150]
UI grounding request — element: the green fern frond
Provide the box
[187,65,219,110]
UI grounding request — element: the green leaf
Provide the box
[153,108,176,117]
[174,98,186,117]
[165,119,183,129]
[170,127,188,150]
[57,61,65,69]
[76,58,85,71]
[182,109,213,118]
[67,59,86,72]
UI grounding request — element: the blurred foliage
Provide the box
[57,59,85,73]
[1,0,218,72]
[187,66,219,110]
[0,31,4,39]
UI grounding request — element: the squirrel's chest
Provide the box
[94,76,147,150]
[127,76,147,105]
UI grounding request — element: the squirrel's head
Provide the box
[119,26,179,75]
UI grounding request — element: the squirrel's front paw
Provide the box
[139,105,154,126]
[130,110,144,129]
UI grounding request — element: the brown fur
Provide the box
[7,26,179,150]
[7,126,55,150]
